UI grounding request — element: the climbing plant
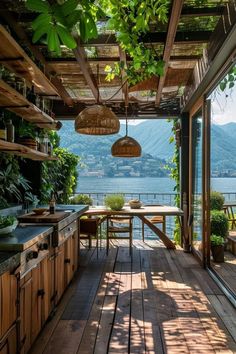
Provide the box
[103,0,168,85]
[40,131,81,204]
[26,0,105,55]
[168,119,181,244]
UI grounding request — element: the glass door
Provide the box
[191,109,204,259]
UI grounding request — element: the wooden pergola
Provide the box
[0,0,235,120]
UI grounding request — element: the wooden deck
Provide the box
[31,241,236,354]
[212,250,236,294]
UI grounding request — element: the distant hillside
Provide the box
[58,120,236,174]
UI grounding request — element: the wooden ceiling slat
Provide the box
[155,0,184,106]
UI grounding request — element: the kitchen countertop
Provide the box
[0,225,54,251]
[0,205,89,273]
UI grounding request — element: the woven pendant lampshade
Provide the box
[111,106,142,158]
[111,135,142,157]
[75,105,120,135]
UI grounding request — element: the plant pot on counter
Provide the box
[211,244,224,263]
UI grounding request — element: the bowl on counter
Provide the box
[128,199,142,209]
[32,208,48,215]
[0,220,18,236]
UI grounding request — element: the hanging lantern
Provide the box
[111,135,141,157]
[111,107,142,157]
[75,105,120,135]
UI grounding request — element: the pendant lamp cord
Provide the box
[125,106,128,136]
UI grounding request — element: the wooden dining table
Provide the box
[83,205,184,249]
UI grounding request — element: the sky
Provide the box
[210,85,236,125]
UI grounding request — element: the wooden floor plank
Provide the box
[30,241,236,354]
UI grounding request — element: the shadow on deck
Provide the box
[31,240,236,354]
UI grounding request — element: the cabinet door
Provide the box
[41,252,54,324]
[64,236,74,287]
[0,271,18,339]
[72,229,79,273]
[0,325,17,354]
[20,275,32,354]
[31,264,42,344]
[55,244,65,304]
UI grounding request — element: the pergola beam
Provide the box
[33,31,212,48]
[73,37,100,102]
[2,11,74,107]
[155,0,184,106]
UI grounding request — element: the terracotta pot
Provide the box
[211,244,224,263]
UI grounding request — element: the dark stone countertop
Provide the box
[0,225,54,252]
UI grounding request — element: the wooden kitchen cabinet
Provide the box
[0,270,18,354]
[54,243,65,304]
[64,229,79,289]
[0,325,17,354]
[20,253,54,353]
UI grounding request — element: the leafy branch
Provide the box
[219,65,236,91]
[103,0,168,85]
[26,0,105,55]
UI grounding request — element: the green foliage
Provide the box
[70,194,93,205]
[210,210,228,238]
[40,146,80,204]
[103,0,168,85]
[0,216,17,229]
[210,234,224,246]
[166,119,181,244]
[0,153,32,208]
[26,0,105,55]
[210,191,225,211]
[219,65,236,91]
[104,194,125,211]
[18,120,37,139]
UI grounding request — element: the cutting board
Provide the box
[18,211,70,223]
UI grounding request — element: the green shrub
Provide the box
[70,194,93,205]
[104,194,125,211]
[210,234,224,246]
[210,191,225,210]
[210,210,228,238]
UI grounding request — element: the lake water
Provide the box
[76,176,236,195]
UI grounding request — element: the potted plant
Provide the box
[210,210,228,239]
[17,121,38,150]
[210,234,225,262]
[0,216,18,235]
[210,191,225,210]
[104,194,125,211]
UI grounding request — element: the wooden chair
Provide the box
[106,216,133,255]
[80,216,106,249]
[223,205,236,230]
[141,204,166,241]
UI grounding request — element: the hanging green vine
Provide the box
[26,0,105,55]
[168,119,181,244]
[103,0,168,85]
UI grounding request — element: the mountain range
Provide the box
[58,119,236,174]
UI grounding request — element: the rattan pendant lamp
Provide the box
[74,83,120,135]
[111,107,141,157]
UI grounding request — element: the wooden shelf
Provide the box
[0,139,58,161]
[0,79,59,130]
[0,25,58,96]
